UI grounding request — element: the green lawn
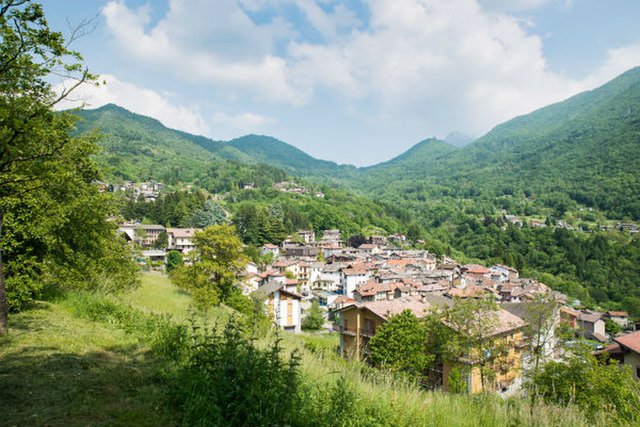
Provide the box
[0,301,176,427]
[121,271,232,324]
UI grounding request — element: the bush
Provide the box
[302,300,325,331]
[175,319,302,426]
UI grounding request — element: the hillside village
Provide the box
[120,220,640,395]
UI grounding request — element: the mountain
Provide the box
[444,131,475,148]
[72,104,222,182]
[226,134,357,179]
[72,66,640,218]
[71,104,356,182]
[359,67,640,219]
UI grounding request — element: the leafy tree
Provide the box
[438,298,504,392]
[171,224,247,310]
[368,310,433,378]
[0,0,138,334]
[604,317,622,336]
[301,300,324,331]
[346,234,366,248]
[165,250,183,272]
[522,294,559,373]
[529,349,640,422]
[154,230,168,249]
[188,200,227,228]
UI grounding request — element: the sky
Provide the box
[44,0,640,166]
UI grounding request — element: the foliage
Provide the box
[0,0,137,334]
[301,300,325,331]
[521,295,559,372]
[153,230,168,249]
[170,224,247,310]
[175,319,302,427]
[368,310,433,378]
[165,250,183,272]
[529,350,640,422]
[187,199,227,228]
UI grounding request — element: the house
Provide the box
[322,229,342,242]
[341,264,370,298]
[559,306,580,328]
[255,282,302,333]
[141,249,166,263]
[166,228,201,253]
[246,261,259,275]
[297,230,315,244]
[578,311,607,342]
[369,235,387,246]
[600,330,640,378]
[607,311,630,329]
[441,309,526,394]
[134,224,165,247]
[504,302,559,370]
[490,264,519,281]
[337,296,432,360]
[354,280,403,302]
[260,243,280,258]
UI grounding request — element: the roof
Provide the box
[137,224,165,230]
[254,282,302,300]
[579,312,603,324]
[492,309,527,335]
[614,331,640,354]
[166,228,200,238]
[608,311,629,317]
[463,264,490,274]
[560,305,580,318]
[339,296,431,321]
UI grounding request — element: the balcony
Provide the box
[337,326,376,337]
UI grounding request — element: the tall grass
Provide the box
[62,291,616,427]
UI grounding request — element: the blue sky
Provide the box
[45,0,640,165]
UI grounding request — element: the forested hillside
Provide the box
[359,66,640,220]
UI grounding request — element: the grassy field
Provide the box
[0,301,176,427]
[0,273,616,426]
[123,271,232,323]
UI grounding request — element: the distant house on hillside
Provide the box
[166,228,201,253]
[255,283,302,333]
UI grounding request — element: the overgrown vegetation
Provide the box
[3,278,613,426]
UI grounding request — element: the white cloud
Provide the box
[211,111,276,131]
[102,0,302,104]
[54,74,211,136]
[100,0,640,145]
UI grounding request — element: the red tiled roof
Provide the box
[614,331,640,354]
[608,311,629,317]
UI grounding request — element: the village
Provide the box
[118,221,640,395]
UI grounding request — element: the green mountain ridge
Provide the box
[72,66,640,219]
[358,66,640,219]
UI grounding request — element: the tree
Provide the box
[301,300,325,331]
[439,297,503,392]
[522,294,559,374]
[0,0,138,335]
[154,230,168,249]
[171,224,247,310]
[529,348,640,422]
[368,310,433,378]
[188,200,227,228]
[165,250,183,272]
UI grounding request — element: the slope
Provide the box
[360,67,640,219]
[227,134,358,179]
[72,104,225,183]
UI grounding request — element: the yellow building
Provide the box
[338,297,526,394]
[441,309,526,393]
[337,296,432,360]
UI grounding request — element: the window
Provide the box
[636,366,640,379]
